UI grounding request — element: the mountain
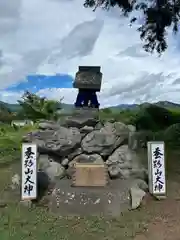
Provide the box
[1,100,180,113]
[0,101,22,112]
[110,101,180,110]
[0,101,73,113]
[153,101,180,109]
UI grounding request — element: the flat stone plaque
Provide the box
[73,66,102,91]
[72,163,108,187]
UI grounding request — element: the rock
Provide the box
[38,154,51,170]
[106,145,144,180]
[108,165,121,178]
[81,130,119,156]
[80,126,94,135]
[103,121,129,136]
[127,125,136,132]
[73,154,104,164]
[68,148,82,161]
[45,162,65,180]
[23,127,82,157]
[61,158,69,167]
[66,159,77,178]
[94,122,104,130]
[11,174,20,189]
[38,120,60,130]
[131,168,148,181]
[38,154,65,180]
[128,132,138,150]
[132,179,149,192]
[62,113,98,128]
[130,186,146,209]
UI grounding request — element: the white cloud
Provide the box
[1,0,180,107]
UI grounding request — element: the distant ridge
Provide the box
[110,101,180,110]
[1,100,180,112]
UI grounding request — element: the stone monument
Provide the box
[72,66,107,187]
[73,66,102,108]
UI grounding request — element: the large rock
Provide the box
[38,154,65,180]
[62,115,98,128]
[80,122,131,156]
[23,127,82,157]
[45,162,65,180]
[103,121,129,136]
[106,145,140,179]
[81,130,118,156]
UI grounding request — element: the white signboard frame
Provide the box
[21,143,37,200]
[147,141,166,197]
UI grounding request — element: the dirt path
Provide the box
[135,179,180,240]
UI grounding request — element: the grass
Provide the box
[0,124,37,166]
[0,123,179,239]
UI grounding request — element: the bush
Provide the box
[133,104,180,131]
[163,123,180,147]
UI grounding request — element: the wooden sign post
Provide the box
[147,141,166,199]
[21,143,37,200]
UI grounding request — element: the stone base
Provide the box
[49,179,132,216]
[61,108,99,128]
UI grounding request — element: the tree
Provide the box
[83,0,180,54]
[0,102,14,123]
[18,91,62,121]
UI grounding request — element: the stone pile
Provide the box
[19,111,149,210]
[22,112,147,183]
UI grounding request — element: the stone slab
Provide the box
[49,179,132,216]
[72,163,108,187]
[73,71,102,91]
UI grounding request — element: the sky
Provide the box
[1,0,180,107]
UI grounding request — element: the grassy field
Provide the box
[0,124,180,240]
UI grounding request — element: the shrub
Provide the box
[133,104,180,131]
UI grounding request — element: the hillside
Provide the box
[109,101,180,110]
[1,100,180,113]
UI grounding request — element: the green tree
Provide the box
[83,0,179,54]
[0,102,14,123]
[18,91,62,121]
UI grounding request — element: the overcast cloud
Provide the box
[0,0,180,107]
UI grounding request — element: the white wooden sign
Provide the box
[21,143,37,200]
[147,141,166,197]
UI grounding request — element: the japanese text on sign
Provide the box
[21,143,37,200]
[148,142,166,195]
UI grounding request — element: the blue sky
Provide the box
[6,74,73,93]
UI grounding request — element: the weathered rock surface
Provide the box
[23,127,82,157]
[106,145,139,179]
